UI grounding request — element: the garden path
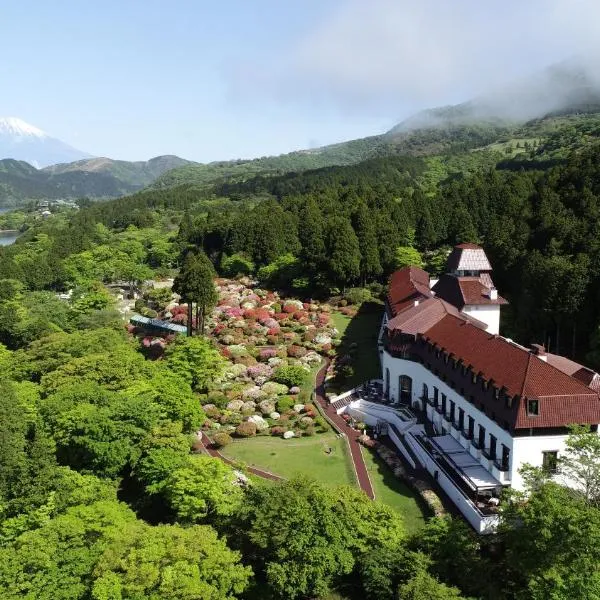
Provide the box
[200,434,284,481]
[314,361,375,500]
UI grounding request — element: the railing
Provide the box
[461,428,473,440]
[494,458,509,472]
[471,438,482,450]
[481,447,496,461]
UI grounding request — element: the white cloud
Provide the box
[228,0,600,117]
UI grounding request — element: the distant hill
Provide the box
[44,155,194,188]
[153,59,600,190]
[0,155,194,205]
[0,117,91,168]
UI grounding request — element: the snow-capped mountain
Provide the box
[0,117,92,168]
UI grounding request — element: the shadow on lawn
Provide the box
[336,301,384,389]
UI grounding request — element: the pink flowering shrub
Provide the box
[318,313,330,325]
[247,363,273,379]
[283,303,297,314]
[263,318,279,329]
[259,348,277,361]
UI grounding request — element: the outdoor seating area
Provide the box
[356,379,387,403]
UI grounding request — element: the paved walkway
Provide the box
[314,361,375,499]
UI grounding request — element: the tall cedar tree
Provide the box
[173,252,218,335]
[353,201,382,285]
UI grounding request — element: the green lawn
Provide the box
[221,433,356,487]
[361,447,429,533]
[331,303,383,391]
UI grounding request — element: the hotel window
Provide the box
[482,379,489,391]
[527,399,540,416]
[493,387,500,400]
[462,365,468,376]
[472,372,478,384]
[467,416,475,439]
[450,400,456,421]
[444,353,449,364]
[441,393,447,413]
[458,408,465,430]
[542,450,558,474]
[489,434,497,459]
[506,395,514,409]
[478,424,486,448]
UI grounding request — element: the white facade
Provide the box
[462,305,501,335]
[381,349,574,492]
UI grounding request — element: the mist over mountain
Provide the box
[0,117,91,168]
[389,58,600,135]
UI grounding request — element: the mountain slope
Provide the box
[44,155,194,188]
[0,154,195,204]
[0,117,91,168]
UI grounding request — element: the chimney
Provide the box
[530,344,547,361]
[489,287,498,300]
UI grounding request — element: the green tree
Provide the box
[173,251,218,335]
[394,246,424,270]
[353,200,382,284]
[397,570,466,600]
[325,216,361,289]
[559,425,600,506]
[164,336,225,392]
[165,455,243,523]
[221,252,255,278]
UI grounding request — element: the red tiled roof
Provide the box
[433,275,508,308]
[421,315,600,429]
[387,298,460,335]
[387,267,433,317]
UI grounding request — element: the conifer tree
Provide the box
[173,252,217,336]
[353,201,382,285]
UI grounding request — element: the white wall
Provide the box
[462,305,500,335]
[381,351,583,492]
[382,352,514,477]
[511,434,571,491]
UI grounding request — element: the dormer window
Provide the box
[482,379,489,391]
[493,387,500,400]
[444,352,449,364]
[462,365,468,376]
[472,372,478,384]
[527,399,540,416]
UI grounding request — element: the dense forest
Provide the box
[1,114,600,598]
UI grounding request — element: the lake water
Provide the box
[0,231,20,246]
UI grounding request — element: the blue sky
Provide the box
[1,0,597,162]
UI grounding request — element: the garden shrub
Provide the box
[221,253,255,277]
[235,421,257,437]
[207,391,228,409]
[276,396,295,413]
[204,406,221,419]
[272,365,307,388]
[314,416,328,432]
[270,426,286,436]
[140,307,158,318]
[212,432,233,447]
[344,287,372,306]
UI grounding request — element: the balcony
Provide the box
[481,447,496,461]
[493,458,509,472]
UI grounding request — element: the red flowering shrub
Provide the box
[172,313,187,324]
[303,303,310,310]
[255,309,271,323]
[287,345,307,358]
[244,308,257,319]
[304,404,317,417]
[283,303,297,314]
[274,312,287,321]
[267,327,280,336]
[220,347,232,359]
[298,317,311,326]
[318,313,330,325]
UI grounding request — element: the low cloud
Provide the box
[228,0,600,119]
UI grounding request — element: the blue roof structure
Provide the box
[130,314,187,335]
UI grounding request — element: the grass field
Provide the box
[331,303,383,391]
[221,433,357,487]
[361,447,429,533]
